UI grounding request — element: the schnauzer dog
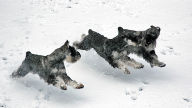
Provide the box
[73,25,166,74]
[11,40,84,90]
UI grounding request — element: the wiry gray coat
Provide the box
[11,40,84,90]
[73,26,166,74]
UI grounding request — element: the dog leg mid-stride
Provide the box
[73,25,166,74]
[11,40,84,90]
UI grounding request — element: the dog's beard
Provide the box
[142,30,159,51]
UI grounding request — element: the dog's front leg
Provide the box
[150,58,166,68]
[111,53,131,74]
[48,73,84,90]
[61,73,84,89]
[47,73,67,90]
[57,63,84,89]
[143,50,166,67]
[54,76,68,90]
[47,64,68,90]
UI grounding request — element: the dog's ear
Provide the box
[118,27,124,34]
[150,25,155,28]
[88,29,93,34]
[64,40,69,48]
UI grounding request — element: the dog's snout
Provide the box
[145,41,150,46]
[77,52,81,58]
[75,51,81,60]
[76,52,80,56]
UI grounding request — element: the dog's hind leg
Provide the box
[11,61,30,78]
[73,34,92,51]
[112,51,143,74]
[114,59,131,74]
[111,52,131,74]
[121,56,144,69]
[11,51,33,78]
[114,57,144,74]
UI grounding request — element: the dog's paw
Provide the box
[134,63,144,69]
[60,84,67,90]
[155,62,166,67]
[75,83,84,89]
[151,62,166,67]
[124,68,131,74]
[69,80,84,89]
[159,62,166,67]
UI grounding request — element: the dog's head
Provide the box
[63,40,81,63]
[142,25,161,51]
[118,25,161,51]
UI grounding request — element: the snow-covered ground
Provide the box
[0,0,192,108]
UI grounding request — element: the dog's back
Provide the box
[24,51,47,73]
[25,51,45,64]
[88,29,107,48]
[74,29,107,51]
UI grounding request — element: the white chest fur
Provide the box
[124,38,137,46]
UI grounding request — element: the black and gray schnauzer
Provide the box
[11,40,84,90]
[73,25,166,74]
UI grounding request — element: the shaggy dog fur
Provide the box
[73,25,166,74]
[11,40,84,90]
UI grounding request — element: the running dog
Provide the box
[73,25,166,74]
[11,40,84,90]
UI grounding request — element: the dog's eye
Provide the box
[150,50,155,55]
[70,52,75,56]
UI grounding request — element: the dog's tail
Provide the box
[81,34,87,40]
[73,34,87,49]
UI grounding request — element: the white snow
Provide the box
[0,0,192,108]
